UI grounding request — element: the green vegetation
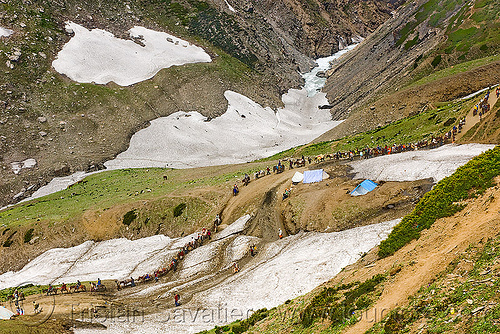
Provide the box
[0,318,73,334]
[23,228,34,243]
[198,308,270,334]
[378,145,500,258]
[300,274,385,329]
[2,239,13,247]
[0,163,271,232]
[431,54,442,67]
[0,282,78,302]
[408,54,500,88]
[441,0,499,59]
[261,99,469,161]
[2,231,17,247]
[173,203,187,217]
[404,33,419,50]
[122,210,137,226]
[369,237,500,333]
[397,0,458,47]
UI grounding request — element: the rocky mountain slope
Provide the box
[318,0,500,140]
[0,0,400,207]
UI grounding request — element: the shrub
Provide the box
[2,240,13,247]
[443,117,456,127]
[24,228,34,243]
[122,210,137,226]
[173,203,187,217]
[379,146,500,258]
[231,322,247,334]
[300,275,384,328]
[431,55,442,67]
[413,54,423,68]
[404,33,419,50]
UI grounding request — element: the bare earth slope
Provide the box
[318,0,500,141]
[250,177,500,334]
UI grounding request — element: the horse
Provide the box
[294,159,305,167]
[273,165,284,174]
[43,287,57,296]
[59,285,70,294]
[90,283,106,292]
[138,274,152,283]
[70,284,86,293]
[314,154,325,163]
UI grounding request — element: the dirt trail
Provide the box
[457,87,499,140]
[221,166,305,228]
[340,181,500,334]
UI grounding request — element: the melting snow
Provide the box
[10,158,36,175]
[0,26,13,37]
[349,143,495,182]
[74,219,400,334]
[0,236,175,289]
[26,171,89,200]
[104,89,342,169]
[16,46,356,202]
[302,43,358,97]
[224,0,236,12]
[52,22,211,86]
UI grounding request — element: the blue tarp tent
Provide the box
[303,169,326,184]
[350,179,378,196]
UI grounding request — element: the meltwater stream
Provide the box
[18,45,359,202]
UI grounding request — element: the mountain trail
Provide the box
[341,180,500,333]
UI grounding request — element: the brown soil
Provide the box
[318,61,500,142]
[1,156,435,325]
[281,165,432,234]
[327,179,500,333]
[459,87,500,143]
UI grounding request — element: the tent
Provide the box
[0,306,14,320]
[291,172,304,184]
[350,179,378,196]
[303,169,330,184]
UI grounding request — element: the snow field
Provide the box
[0,26,13,37]
[52,22,211,86]
[349,143,495,182]
[104,89,342,170]
[74,219,400,334]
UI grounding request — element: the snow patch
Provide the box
[214,214,251,240]
[11,158,36,175]
[350,144,495,182]
[0,26,13,37]
[104,89,342,169]
[224,0,236,12]
[302,43,358,97]
[52,22,211,86]
[74,219,400,334]
[460,84,499,100]
[25,171,91,201]
[194,219,399,311]
[223,235,259,266]
[0,236,176,289]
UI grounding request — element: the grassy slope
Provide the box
[368,236,500,334]
[0,161,271,238]
[0,0,282,208]
[260,92,475,161]
[400,0,500,83]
